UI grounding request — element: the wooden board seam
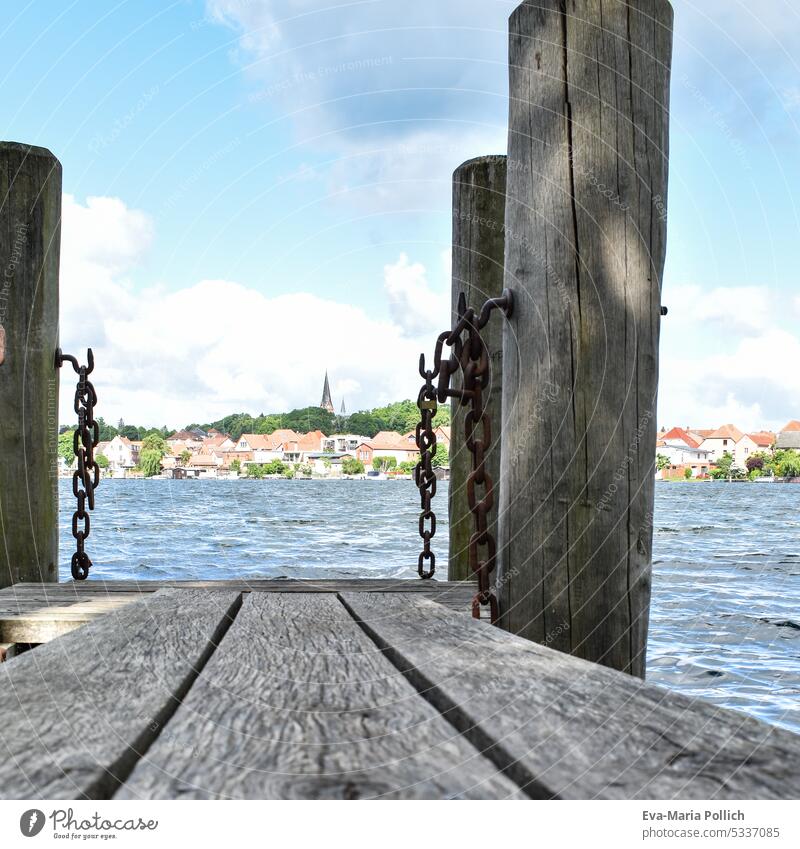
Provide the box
[335,592,554,800]
[85,591,244,800]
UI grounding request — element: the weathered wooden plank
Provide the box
[0,588,241,798]
[342,593,800,800]
[0,597,139,642]
[498,0,673,676]
[0,142,62,589]
[118,593,523,800]
[0,581,477,618]
[5,579,474,592]
[449,156,507,583]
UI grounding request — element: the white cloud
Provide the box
[325,126,506,213]
[667,284,771,334]
[660,284,800,431]
[58,195,442,428]
[384,253,449,337]
[206,0,514,146]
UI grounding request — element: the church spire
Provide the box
[320,371,334,414]
[340,398,347,416]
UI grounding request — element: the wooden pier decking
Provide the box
[1,580,798,800]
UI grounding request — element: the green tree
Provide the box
[373,456,397,472]
[58,430,75,466]
[141,434,168,453]
[432,404,451,428]
[656,454,670,472]
[180,449,191,466]
[777,450,800,478]
[342,457,365,476]
[96,453,109,469]
[710,452,746,480]
[684,467,693,480]
[298,464,313,477]
[138,434,167,478]
[431,444,449,468]
[139,449,163,477]
[119,425,141,440]
[230,458,241,474]
[95,417,118,441]
[398,461,417,475]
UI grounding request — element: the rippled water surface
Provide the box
[58,478,799,733]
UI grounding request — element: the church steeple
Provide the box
[340,398,347,416]
[320,371,334,414]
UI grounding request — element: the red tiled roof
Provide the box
[706,424,745,442]
[782,420,800,433]
[661,427,702,448]
[748,431,776,447]
[168,429,197,441]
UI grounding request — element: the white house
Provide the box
[369,431,421,465]
[235,434,285,464]
[99,435,141,472]
[323,433,372,454]
[699,424,759,470]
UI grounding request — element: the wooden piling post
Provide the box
[0,142,62,589]
[448,156,507,582]
[497,1,673,677]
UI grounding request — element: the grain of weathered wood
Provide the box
[342,593,800,800]
[0,597,139,642]
[498,0,673,676]
[0,588,241,798]
[0,580,476,610]
[117,593,522,800]
[449,156,507,582]
[0,142,62,589]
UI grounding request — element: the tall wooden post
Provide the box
[448,156,507,582]
[0,143,62,589]
[497,1,673,677]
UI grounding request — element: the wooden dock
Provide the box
[1,580,798,800]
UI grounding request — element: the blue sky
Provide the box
[3,0,799,429]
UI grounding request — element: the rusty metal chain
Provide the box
[414,363,439,579]
[56,348,99,581]
[414,290,513,622]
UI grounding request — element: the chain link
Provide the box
[414,290,513,622]
[56,348,99,581]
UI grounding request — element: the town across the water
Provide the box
[56,375,800,481]
[61,419,800,482]
[656,421,800,481]
[90,425,452,480]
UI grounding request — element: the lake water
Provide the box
[58,478,799,734]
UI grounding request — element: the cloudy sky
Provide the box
[3,0,800,430]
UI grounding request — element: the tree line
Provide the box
[60,401,450,444]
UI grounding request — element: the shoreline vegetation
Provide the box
[57,399,451,481]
